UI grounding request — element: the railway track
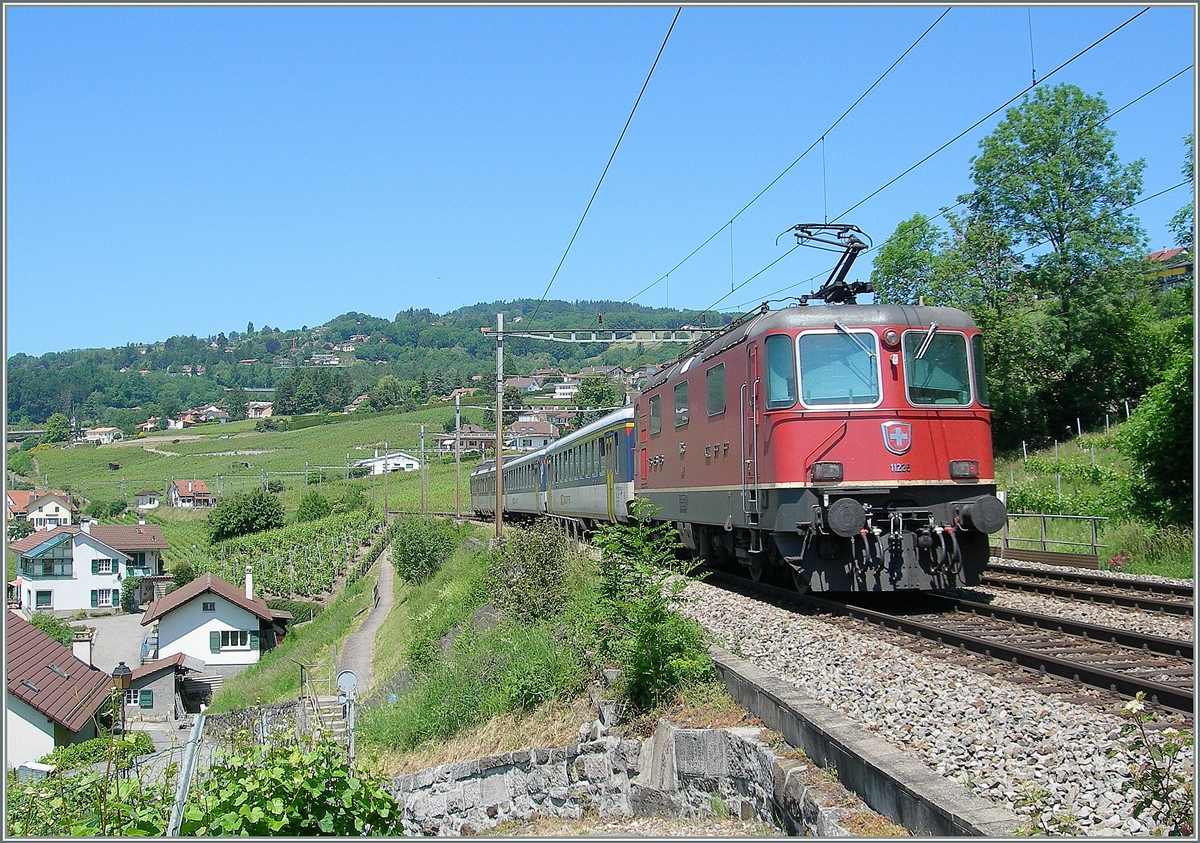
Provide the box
[701,567,1195,715]
[981,562,1194,616]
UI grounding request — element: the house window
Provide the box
[220,630,249,649]
[202,601,216,612]
[96,559,114,575]
[35,591,52,609]
[91,589,115,608]
[124,689,139,706]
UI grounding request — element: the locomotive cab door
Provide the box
[742,344,762,524]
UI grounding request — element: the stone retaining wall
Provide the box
[386,719,857,836]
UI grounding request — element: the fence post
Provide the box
[166,713,206,836]
[1040,514,1048,552]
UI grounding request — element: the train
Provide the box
[471,225,1007,592]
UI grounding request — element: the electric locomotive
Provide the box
[633,224,1006,592]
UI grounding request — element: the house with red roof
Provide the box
[6,611,112,769]
[141,569,291,689]
[8,519,170,614]
[6,489,77,531]
[169,479,214,508]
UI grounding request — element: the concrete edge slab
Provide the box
[709,644,1025,837]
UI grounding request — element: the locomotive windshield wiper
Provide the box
[834,321,876,358]
[915,322,939,360]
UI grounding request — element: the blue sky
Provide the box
[5,4,1195,357]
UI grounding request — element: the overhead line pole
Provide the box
[494,313,504,538]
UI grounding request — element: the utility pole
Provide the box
[383,441,388,515]
[454,394,462,517]
[420,426,426,514]
[495,313,504,538]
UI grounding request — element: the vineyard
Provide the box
[200,509,385,599]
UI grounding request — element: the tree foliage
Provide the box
[208,488,286,543]
[294,490,332,523]
[1167,133,1194,251]
[29,611,78,646]
[43,412,71,443]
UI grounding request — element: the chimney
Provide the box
[71,627,95,668]
[188,481,193,493]
[81,518,91,535]
[138,513,146,526]
[245,565,254,600]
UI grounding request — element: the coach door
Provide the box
[602,433,616,522]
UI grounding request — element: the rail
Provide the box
[998,512,1108,556]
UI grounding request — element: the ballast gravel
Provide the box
[675,566,1195,837]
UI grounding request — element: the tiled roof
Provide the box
[141,572,274,625]
[6,523,169,556]
[88,524,170,552]
[6,611,112,733]
[171,480,211,497]
[7,490,76,516]
[129,653,204,682]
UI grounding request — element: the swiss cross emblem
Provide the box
[881,422,912,455]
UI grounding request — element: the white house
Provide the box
[246,401,274,419]
[6,611,111,770]
[170,479,214,508]
[507,420,558,451]
[7,520,170,614]
[135,489,161,509]
[82,426,122,445]
[6,490,76,530]
[140,570,289,683]
[554,380,581,400]
[353,450,420,475]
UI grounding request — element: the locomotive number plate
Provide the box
[890,463,911,473]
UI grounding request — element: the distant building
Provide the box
[82,427,122,445]
[170,480,214,508]
[354,451,420,475]
[6,490,76,531]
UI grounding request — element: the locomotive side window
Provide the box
[706,363,726,416]
[648,394,661,435]
[799,331,880,406]
[971,333,990,407]
[903,331,971,406]
[765,335,796,408]
[674,381,689,427]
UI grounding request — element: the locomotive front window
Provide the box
[674,381,689,427]
[903,331,971,406]
[648,394,662,435]
[798,331,881,406]
[765,335,796,408]
[971,333,990,407]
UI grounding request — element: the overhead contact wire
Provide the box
[530,7,682,321]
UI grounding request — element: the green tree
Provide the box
[870,213,945,305]
[224,386,250,421]
[1118,346,1193,525]
[208,488,285,543]
[8,519,35,543]
[1168,133,1194,251]
[43,412,71,443]
[962,83,1147,437]
[568,376,624,430]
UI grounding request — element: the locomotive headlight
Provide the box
[949,459,980,479]
[811,462,843,482]
[883,329,900,347]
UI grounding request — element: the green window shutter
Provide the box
[209,631,221,653]
[90,590,99,608]
[248,629,260,651]
[139,689,153,708]
[92,560,100,575]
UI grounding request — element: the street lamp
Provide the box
[111,661,132,733]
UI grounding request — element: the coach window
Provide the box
[765,335,796,408]
[648,394,662,435]
[706,363,726,416]
[902,330,971,406]
[799,330,881,406]
[971,334,990,407]
[674,381,689,427]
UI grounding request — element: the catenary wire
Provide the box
[528,7,682,321]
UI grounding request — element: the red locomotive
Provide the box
[634,224,1007,592]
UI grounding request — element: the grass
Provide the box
[205,567,377,713]
[995,428,1193,579]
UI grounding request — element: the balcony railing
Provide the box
[18,564,75,579]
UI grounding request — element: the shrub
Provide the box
[121,577,143,613]
[390,516,458,584]
[40,731,155,772]
[85,499,127,519]
[181,732,401,835]
[487,520,576,624]
[208,487,286,543]
[170,560,197,589]
[295,490,332,524]
[7,450,34,476]
[29,611,77,646]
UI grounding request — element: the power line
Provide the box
[529,7,682,320]
[627,7,951,304]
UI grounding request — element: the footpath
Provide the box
[335,545,395,695]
